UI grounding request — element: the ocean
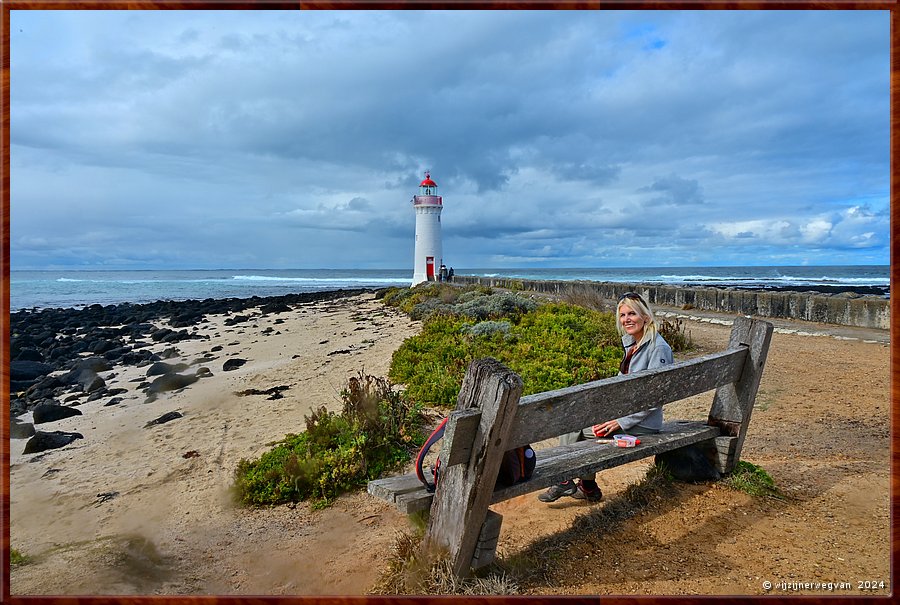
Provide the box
[9,266,890,312]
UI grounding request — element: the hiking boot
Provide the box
[538,480,578,502]
[571,480,603,502]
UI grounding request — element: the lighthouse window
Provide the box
[437,215,440,223]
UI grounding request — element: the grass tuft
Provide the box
[370,532,520,595]
[724,460,783,499]
[10,548,30,566]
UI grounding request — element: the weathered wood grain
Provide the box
[442,408,482,467]
[369,421,720,513]
[507,348,746,448]
[424,358,524,578]
[493,421,721,501]
[367,473,423,504]
[471,510,503,569]
[708,317,774,472]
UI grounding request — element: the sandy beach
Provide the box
[8,291,892,595]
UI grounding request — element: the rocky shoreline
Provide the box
[8,288,377,452]
[7,280,889,454]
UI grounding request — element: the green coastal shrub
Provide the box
[455,291,538,321]
[455,286,493,304]
[389,302,622,409]
[233,373,425,508]
[382,283,455,316]
[462,320,512,338]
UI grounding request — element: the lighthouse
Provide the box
[411,171,443,286]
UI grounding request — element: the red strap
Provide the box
[415,417,448,490]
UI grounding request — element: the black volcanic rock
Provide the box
[15,348,45,362]
[146,361,189,376]
[33,402,83,424]
[10,418,36,439]
[223,358,247,372]
[260,302,291,315]
[88,339,119,354]
[11,380,38,393]
[70,357,112,373]
[10,360,54,382]
[146,373,199,395]
[23,430,84,454]
[102,346,131,361]
[8,288,372,413]
[65,369,106,393]
[144,411,183,428]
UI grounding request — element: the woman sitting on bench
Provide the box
[538,291,674,503]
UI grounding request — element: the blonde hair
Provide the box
[616,295,658,348]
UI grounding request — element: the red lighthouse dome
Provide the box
[420,171,437,188]
[417,171,439,197]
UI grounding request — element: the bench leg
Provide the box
[714,436,739,475]
[471,509,503,570]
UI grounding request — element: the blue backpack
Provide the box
[415,417,536,493]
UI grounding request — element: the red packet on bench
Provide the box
[612,434,640,448]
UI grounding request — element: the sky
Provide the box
[7,9,890,270]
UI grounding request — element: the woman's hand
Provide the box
[592,420,621,438]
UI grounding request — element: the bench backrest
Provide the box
[442,316,772,454]
[507,347,746,448]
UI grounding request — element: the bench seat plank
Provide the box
[368,420,720,514]
[493,420,720,501]
[368,473,425,505]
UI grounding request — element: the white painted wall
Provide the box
[412,197,443,286]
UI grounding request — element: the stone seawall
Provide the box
[451,276,890,330]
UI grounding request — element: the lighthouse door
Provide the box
[426,257,435,281]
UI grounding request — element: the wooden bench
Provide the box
[368,316,773,577]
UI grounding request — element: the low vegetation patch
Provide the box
[385,284,622,409]
[370,532,520,595]
[232,373,426,508]
[658,317,693,352]
[10,548,30,566]
[724,460,783,499]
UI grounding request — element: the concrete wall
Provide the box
[451,276,890,330]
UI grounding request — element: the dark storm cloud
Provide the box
[8,10,889,269]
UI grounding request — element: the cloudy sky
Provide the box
[9,10,889,270]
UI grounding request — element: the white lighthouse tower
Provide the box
[411,171,443,286]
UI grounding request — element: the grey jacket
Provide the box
[615,332,674,432]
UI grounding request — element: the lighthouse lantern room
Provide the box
[411,171,443,286]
